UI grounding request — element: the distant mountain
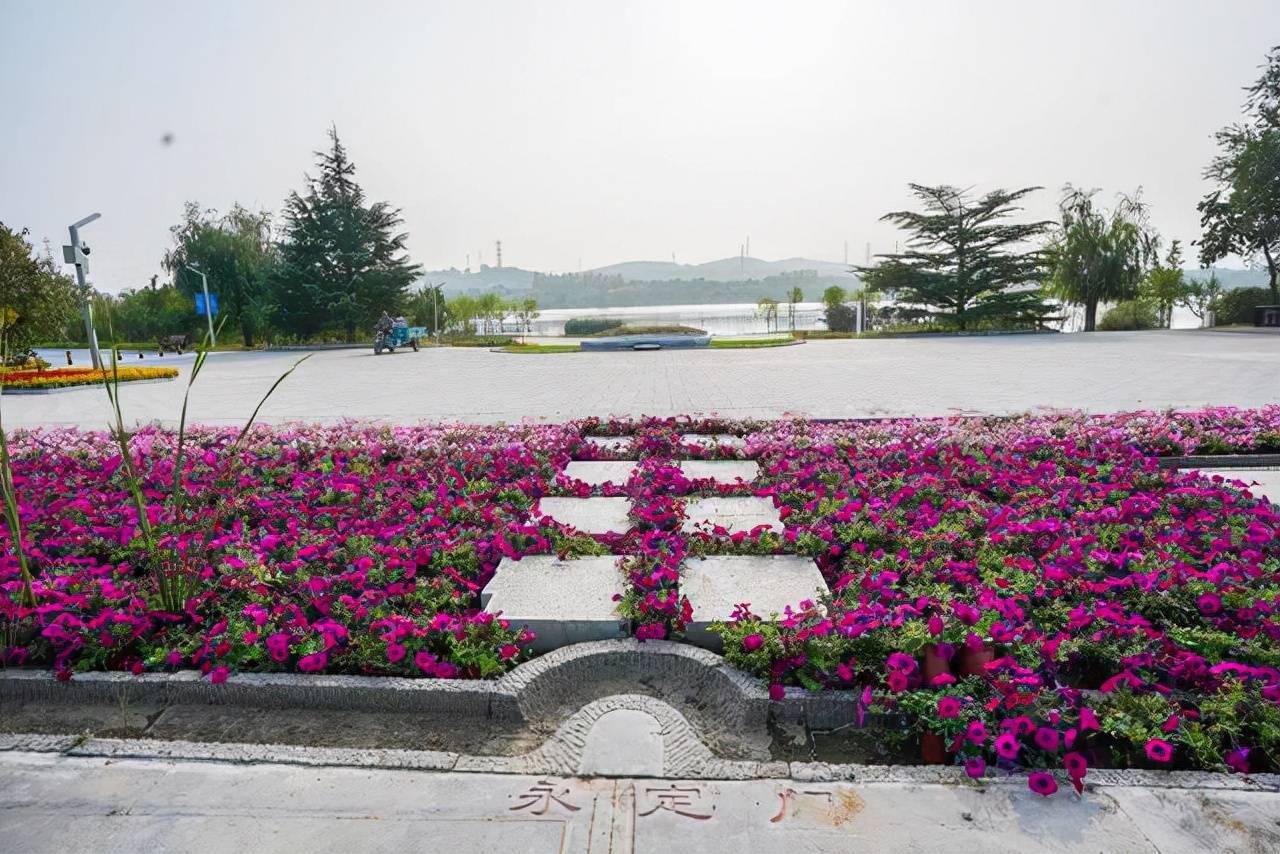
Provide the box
[589,256,855,282]
[1184,267,1269,290]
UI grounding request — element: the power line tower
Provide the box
[495,240,503,268]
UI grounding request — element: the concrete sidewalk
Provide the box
[3,749,1279,853]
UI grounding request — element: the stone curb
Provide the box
[2,732,1276,791]
[1156,453,1280,469]
[0,640,858,730]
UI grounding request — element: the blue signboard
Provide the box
[195,293,219,316]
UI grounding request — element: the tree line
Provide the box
[857,46,1278,333]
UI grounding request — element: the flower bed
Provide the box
[1,366,178,390]
[2,406,1278,791]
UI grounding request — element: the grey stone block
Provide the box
[680,555,829,648]
[581,435,634,453]
[536,496,633,534]
[563,460,639,487]
[1185,468,1280,506]
[680,433,746,449]
[481,555,629,652]
[678,460,759,483]
[682,496,782,534]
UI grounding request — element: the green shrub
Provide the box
[563,317,622,336]
[1098,300,1159,331]
[1215,286,1275,325]
[587,324,706,337]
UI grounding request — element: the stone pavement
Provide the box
[13,329,1280,428]
[1184,468,1280,506]
[3,749,1279,853]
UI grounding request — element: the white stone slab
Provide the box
[682,496,782,535]
[536,496,633,534]
[577,709,665,777]
[680,555,829,649]
[481,555,627,652]
[680,433,746,449]
[678,460,759,483]
[1186,468,1280,506]
[581,435,634,453]
[563,460,639,487]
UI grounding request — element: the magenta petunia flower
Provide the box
[964,756,986,778]
[966,720,987,744]
[1063,751,1088,779]
[887,671,909,692]
[994,732,1020,760]
[769,683,785,701]
[297,652,327,672]
[1027,771,1058,797]
[742,633,764,652]
[385,642,406,663]
[1224,747,1250,774]
[208,665,229,684]
[937,696,961,718]
[1145,738,1174,763]
[1033,727,1061,752]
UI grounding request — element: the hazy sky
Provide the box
[3,1,1277,291]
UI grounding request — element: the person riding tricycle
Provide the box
[373,312,426,354]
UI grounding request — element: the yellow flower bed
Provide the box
[0,366,179,390]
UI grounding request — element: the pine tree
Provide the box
[858,185,1053,330]
[273,127,421,340]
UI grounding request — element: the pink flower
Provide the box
[1145,738,1173,764]
[414,650,438,673]
[499,644,520,661]
[964,756,986,778]
[297,652,327,672]
[742,633,764,652]
[994,732,1020,760]
[769,683,785,702]
[208,666,229,684]
[836,662,854,682]
[265,632,291,662]
[937,696,961,718]
[385,643,406,663]
[1027,771,1058,797]
[1224,747,1250,774]
[1063,751,1088,779]
[1078,707,1100,731]
[1034,727,1061,752]
[965,720,988,744]
[887,671,909,692]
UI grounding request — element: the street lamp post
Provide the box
[186,264,216,346]
[64,213,102,370]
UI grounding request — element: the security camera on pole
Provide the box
[63,213,102,370]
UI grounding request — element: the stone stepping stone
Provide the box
[481,555,628,652]
[536,496,633,534]
[681,496,782,534]
[1184,468,1280,506]
[678,460,759,483]
[581,435,634,453]
[680,555,829,649]
[563,460,639,487]
[680,433,746,449]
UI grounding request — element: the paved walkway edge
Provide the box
[1,733,1276,791]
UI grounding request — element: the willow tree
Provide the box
[1045,187,1153,332]
[858,185,1052,330]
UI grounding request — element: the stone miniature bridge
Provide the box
[481,433,830,652]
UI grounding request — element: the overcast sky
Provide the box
[3,1,1277,291]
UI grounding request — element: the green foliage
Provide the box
[1098,299,1159,331]
[404,284,449,333]
[858,184,1055,330]
[1140,241,1189,328]
[588,324,705,337]
[1046,186,1154,331]
[1216,286,1276,324]
[272,127,422,340]
[564,317,623,335]
[756,297,780,332]
[1198,45,1280,304]
[163,202,275,346]
[0,223,79,359]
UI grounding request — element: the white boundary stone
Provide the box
[482,555,628,652]
[537,496,633,534]
[678,460,759,483]
[681,555,829,649]
[581,435,634,453]
[680,433,746,449]
[682,496,782,534]
[563,460,639,487]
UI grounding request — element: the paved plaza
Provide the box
[15,329,1280,429]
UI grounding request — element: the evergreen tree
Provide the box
[858,185,1053,330]
[273,127,421,340]
[0,223,79,360]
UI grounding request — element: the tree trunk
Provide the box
[1084,299,1098,332]
[345,319,356,342]
[241,324,255,348]
[1264,245,1279,305]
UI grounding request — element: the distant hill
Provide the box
[589,256,855,282]
[1184,267,1269,290]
